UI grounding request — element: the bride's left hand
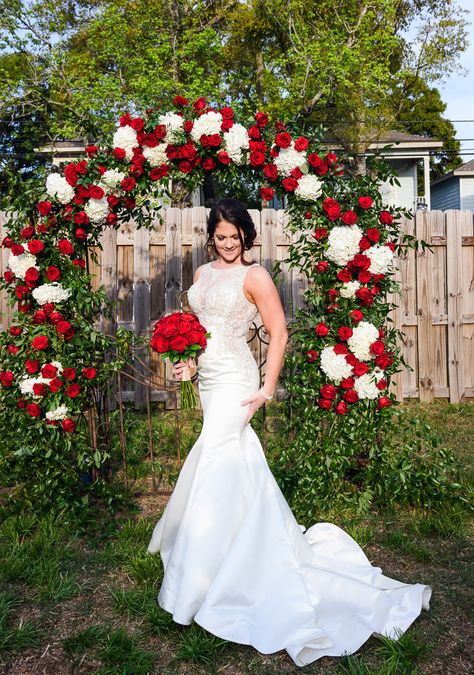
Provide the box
[240,390,268,425]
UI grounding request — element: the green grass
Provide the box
[174,624,228,666]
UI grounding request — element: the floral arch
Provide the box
[0,95,413,512]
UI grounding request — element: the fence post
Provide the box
[446,210,464,402]
[133,225,151,409]
[0,214,13,331]
[415,211,435,402]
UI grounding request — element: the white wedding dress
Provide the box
[147,261,431,667]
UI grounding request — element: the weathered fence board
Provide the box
[1,209,473,402]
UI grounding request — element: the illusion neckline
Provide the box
[209,261,257,271]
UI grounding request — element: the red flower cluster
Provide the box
[151,312,208,355]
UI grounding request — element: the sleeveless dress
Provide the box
[147,261,431,667]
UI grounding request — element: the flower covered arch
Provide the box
[1,94,401,441]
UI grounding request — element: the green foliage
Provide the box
[175,624,228,666]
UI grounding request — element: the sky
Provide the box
[437,0,474,162]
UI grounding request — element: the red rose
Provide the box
[379,211,393,225]
[25,359,39,374]
[376,379,388,390]
[367,228,380,242]
[338,326,353,341]
[307,153,328,175]
[337,269,351,283]
[121,177,136,192]
[275,132,292,148]
[325,206,341,221]
[113,147,126,160]
[316,261,329,273]
[215,152,229,166]
[249,151,265,167]
[326,152,338,166]
[353,362,369,376]
[335,401,348,415]
[358,196,373,209]
[221,119,234,131]
[307,350,318,362]
[193,96,207,111]
[20,225,35,240]
[260,187,275,201]
[255,112,268,127]
[169,335,187,352]
[178,161,193,174]
[25,268,40,287]
[89,185,105,200]
[65,383,81,398]
[151,335,170,353]
[290,167,303,179]
[2,235,12,248]
[314,227,328,240]
[73,258,86,269]
[26,403,41,417]
[107,194,120,208]
[294,136,309,151]
[263,164,278,182]
[15,284,29,299]
[375,353,393,369]
[46,266,61,282]
[11,243,25,255]
[82,367,97,380]
[248,125,261,139]
[7,344,19,355]
[320,384,337,400]
[349,309,364,323]
[349,254,371,272]
[41,363,57,378]
[202,158,216,171]
[58,239,74,255]
[33,383,46,397]
[358,271,372,284]
[4,270,15,284]
[62,367,77,380]
[32,336,49,350]
[27,240,44,254]
[173,95,189,106]
[49,378,63,392]
[0,371,14,387]
[85,145,98,156]
[74,210,89,226]
[130,117,145,131]
[56,321,72,335]
[149,165,170,181]
[38,200,52,215]
[370,340,385,356]
[49,311,63,324]
[377,396,392,410]
[340,377,355,389]
[9,326,22,336]
[315,322,329,337]
[282,177,298,192]
[334,343,348,355]
[318,398,332,410]
[341,210,358,225]
[44,303,56,315]
[75,228,87,241]
[343,389,359,403]
[355,288,374,306]
[61,418,75,432]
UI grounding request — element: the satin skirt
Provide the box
[147,366,431,667]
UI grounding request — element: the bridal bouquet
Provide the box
[150,312,209,409]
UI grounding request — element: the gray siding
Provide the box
[431,178,460,210]
[460,177,474,210]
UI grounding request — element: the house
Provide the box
[38,131,443,212]
[430,159,474,211]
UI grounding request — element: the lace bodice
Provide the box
[187,262,260,387]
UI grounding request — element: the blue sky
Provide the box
[437,0,474,162]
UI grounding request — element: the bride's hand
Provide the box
[240,389,271,425]
[171,357,196,381]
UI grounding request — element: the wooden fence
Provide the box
[1,208,473,402]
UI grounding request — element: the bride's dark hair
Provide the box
[206,198,257,266]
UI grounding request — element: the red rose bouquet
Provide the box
[150,312,210,409]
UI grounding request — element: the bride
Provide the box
[147,198,431,667]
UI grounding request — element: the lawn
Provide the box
[0,401,472,674]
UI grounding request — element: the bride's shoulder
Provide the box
[245,263,273,286]
[193,262,211,283]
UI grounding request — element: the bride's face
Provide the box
[213,219,243,264]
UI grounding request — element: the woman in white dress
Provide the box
[147,198,431,667]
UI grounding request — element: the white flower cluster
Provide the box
[112,125,138,161]
[325,225,363,266]
[19,375,49,398]
[294,174,322,201]
[366,244,394,274]
[354,368,385,400]
[143,144,169,167]
[46,173,75,205]
[190,111,222,141]
[339,280,361,299]
[273,142,307,177]
[157,112,184,143]
[223,123,250,164]
[100,169,126,192]
[32,282,71,305]
[347,321,379,360]
[8,252,38,280]
[46,404,68,421]
[320,346,354,384]
[85,197,109,224]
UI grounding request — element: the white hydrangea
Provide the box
[325,225,363,266]
[19,375,49,398]
[354,369,385,400]
[143,144,169,167]
[190,111,223,141]
[84,197,109,224]
[347,321,379,361]
[8,252,38,280]
[45,173,75,204]
[157,112,185,143]
[294,174,322,201]
[100,169,126,192]
[112,125,138,161]
[340,280,361,298]
[366,244,394,274]
[273,142,307,177]
[320,345,354,384]
[223,123,250,164]
[32,283,71,305]
[46,404,68,421]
